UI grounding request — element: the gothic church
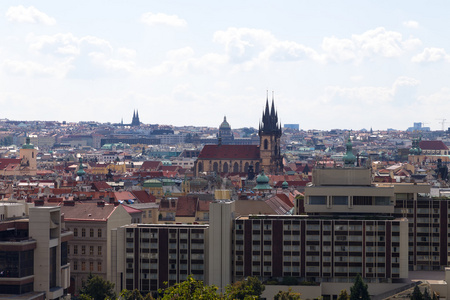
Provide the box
[195,95,283,176]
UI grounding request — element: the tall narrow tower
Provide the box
[259,93,283,174]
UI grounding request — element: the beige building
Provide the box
[61,201,131,293]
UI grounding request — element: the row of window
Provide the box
[73,261,102,272]
[69,245,102,256]
[72,228,102,238]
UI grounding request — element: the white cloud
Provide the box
[6,5,56,26]
[2,59,72,78]
[322,27,422,63]
[412,47,450,63]
[213,27,320,67]
[140,12,187,27]
[320,76,420,105]
[403,20,419,29]
[166,47,195,60]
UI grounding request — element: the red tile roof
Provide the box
[132,191,156,203]
[419,140,448,150]
[60,202,120,221]
[176,196,198,217]
[91,181,112,191]
[0,158,21,170]
[198,145,260,160]
[140,161,162,171]
[121,205,142,214]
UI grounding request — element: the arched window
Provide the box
[233,162,239,173]
[213,162,219,173]
[244,162,249,173]
[223,162,229,173]
[264,139,268,150]
[198,162,203,172]
[255,162,260,173]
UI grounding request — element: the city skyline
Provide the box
[1,1,450,130]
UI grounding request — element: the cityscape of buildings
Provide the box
[2,98,450,299]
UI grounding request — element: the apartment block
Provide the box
[233,216,408,285]
[113,224,208,294]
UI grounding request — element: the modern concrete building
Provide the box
[0,206,72,300]
[112,223,208,295]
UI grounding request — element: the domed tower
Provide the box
[20,136,37,175]
[343,137,357,167]
[218,116,234,144]
[259,93,283,174]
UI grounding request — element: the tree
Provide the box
[274,288,301,300]
[120,289,144,300]
[411,285,423,300]
[337,289,350,300]
[423,288,432,300]
[79,274,116,300]
[349,274,370,300]
[159,275,220,299]
[225,276,265,300]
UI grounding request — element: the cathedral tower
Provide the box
[259,93,283,174]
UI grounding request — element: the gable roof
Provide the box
[198,145,260,160]
[140,161,163,170]
[60,202,120,221]
[419,140,448,150]
[0,158,21,170]
[176,196,198,217]
[132,190,156,203]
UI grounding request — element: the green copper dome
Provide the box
[282,180,289,189]
[219,116,231,130]
[254,170,271,190]
[76,157,86,177]
[22,136,35,149]
[343,137,356,167]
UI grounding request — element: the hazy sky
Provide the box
[1,1,450,130]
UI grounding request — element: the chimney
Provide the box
[63,200,75,206]
[97,201,105,207]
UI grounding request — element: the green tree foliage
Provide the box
[79,274,116,300]
[349,274,370,300]
[159,275,220,299]
[411,285,424,300]
[423,288,432,300]
[120,289,145,300]
[337,289,350,300]
[225,276,265,300]
[273,288,301,300]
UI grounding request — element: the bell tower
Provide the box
[259,92,283,174]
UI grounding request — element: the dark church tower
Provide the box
[259,93,283,174]
[131,110,140,127]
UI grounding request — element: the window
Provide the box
[309,196,326,205]
[68,246,70,255]
[82,262,86,271]
[82,228,86,237]
[98,262,102,272]
[98,246,102,256]
[90,246,94,255]
[90,262,94,272]
[332,196,348,205]
[74,228,78,237]
[98,229,102,238]
[90,229,94,238]
[74,261,78,270]
[74,245,78,255]
[82,246,86,255]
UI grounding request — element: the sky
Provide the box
[1,1,450,131]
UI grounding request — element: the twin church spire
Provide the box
[259,91,282,137]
